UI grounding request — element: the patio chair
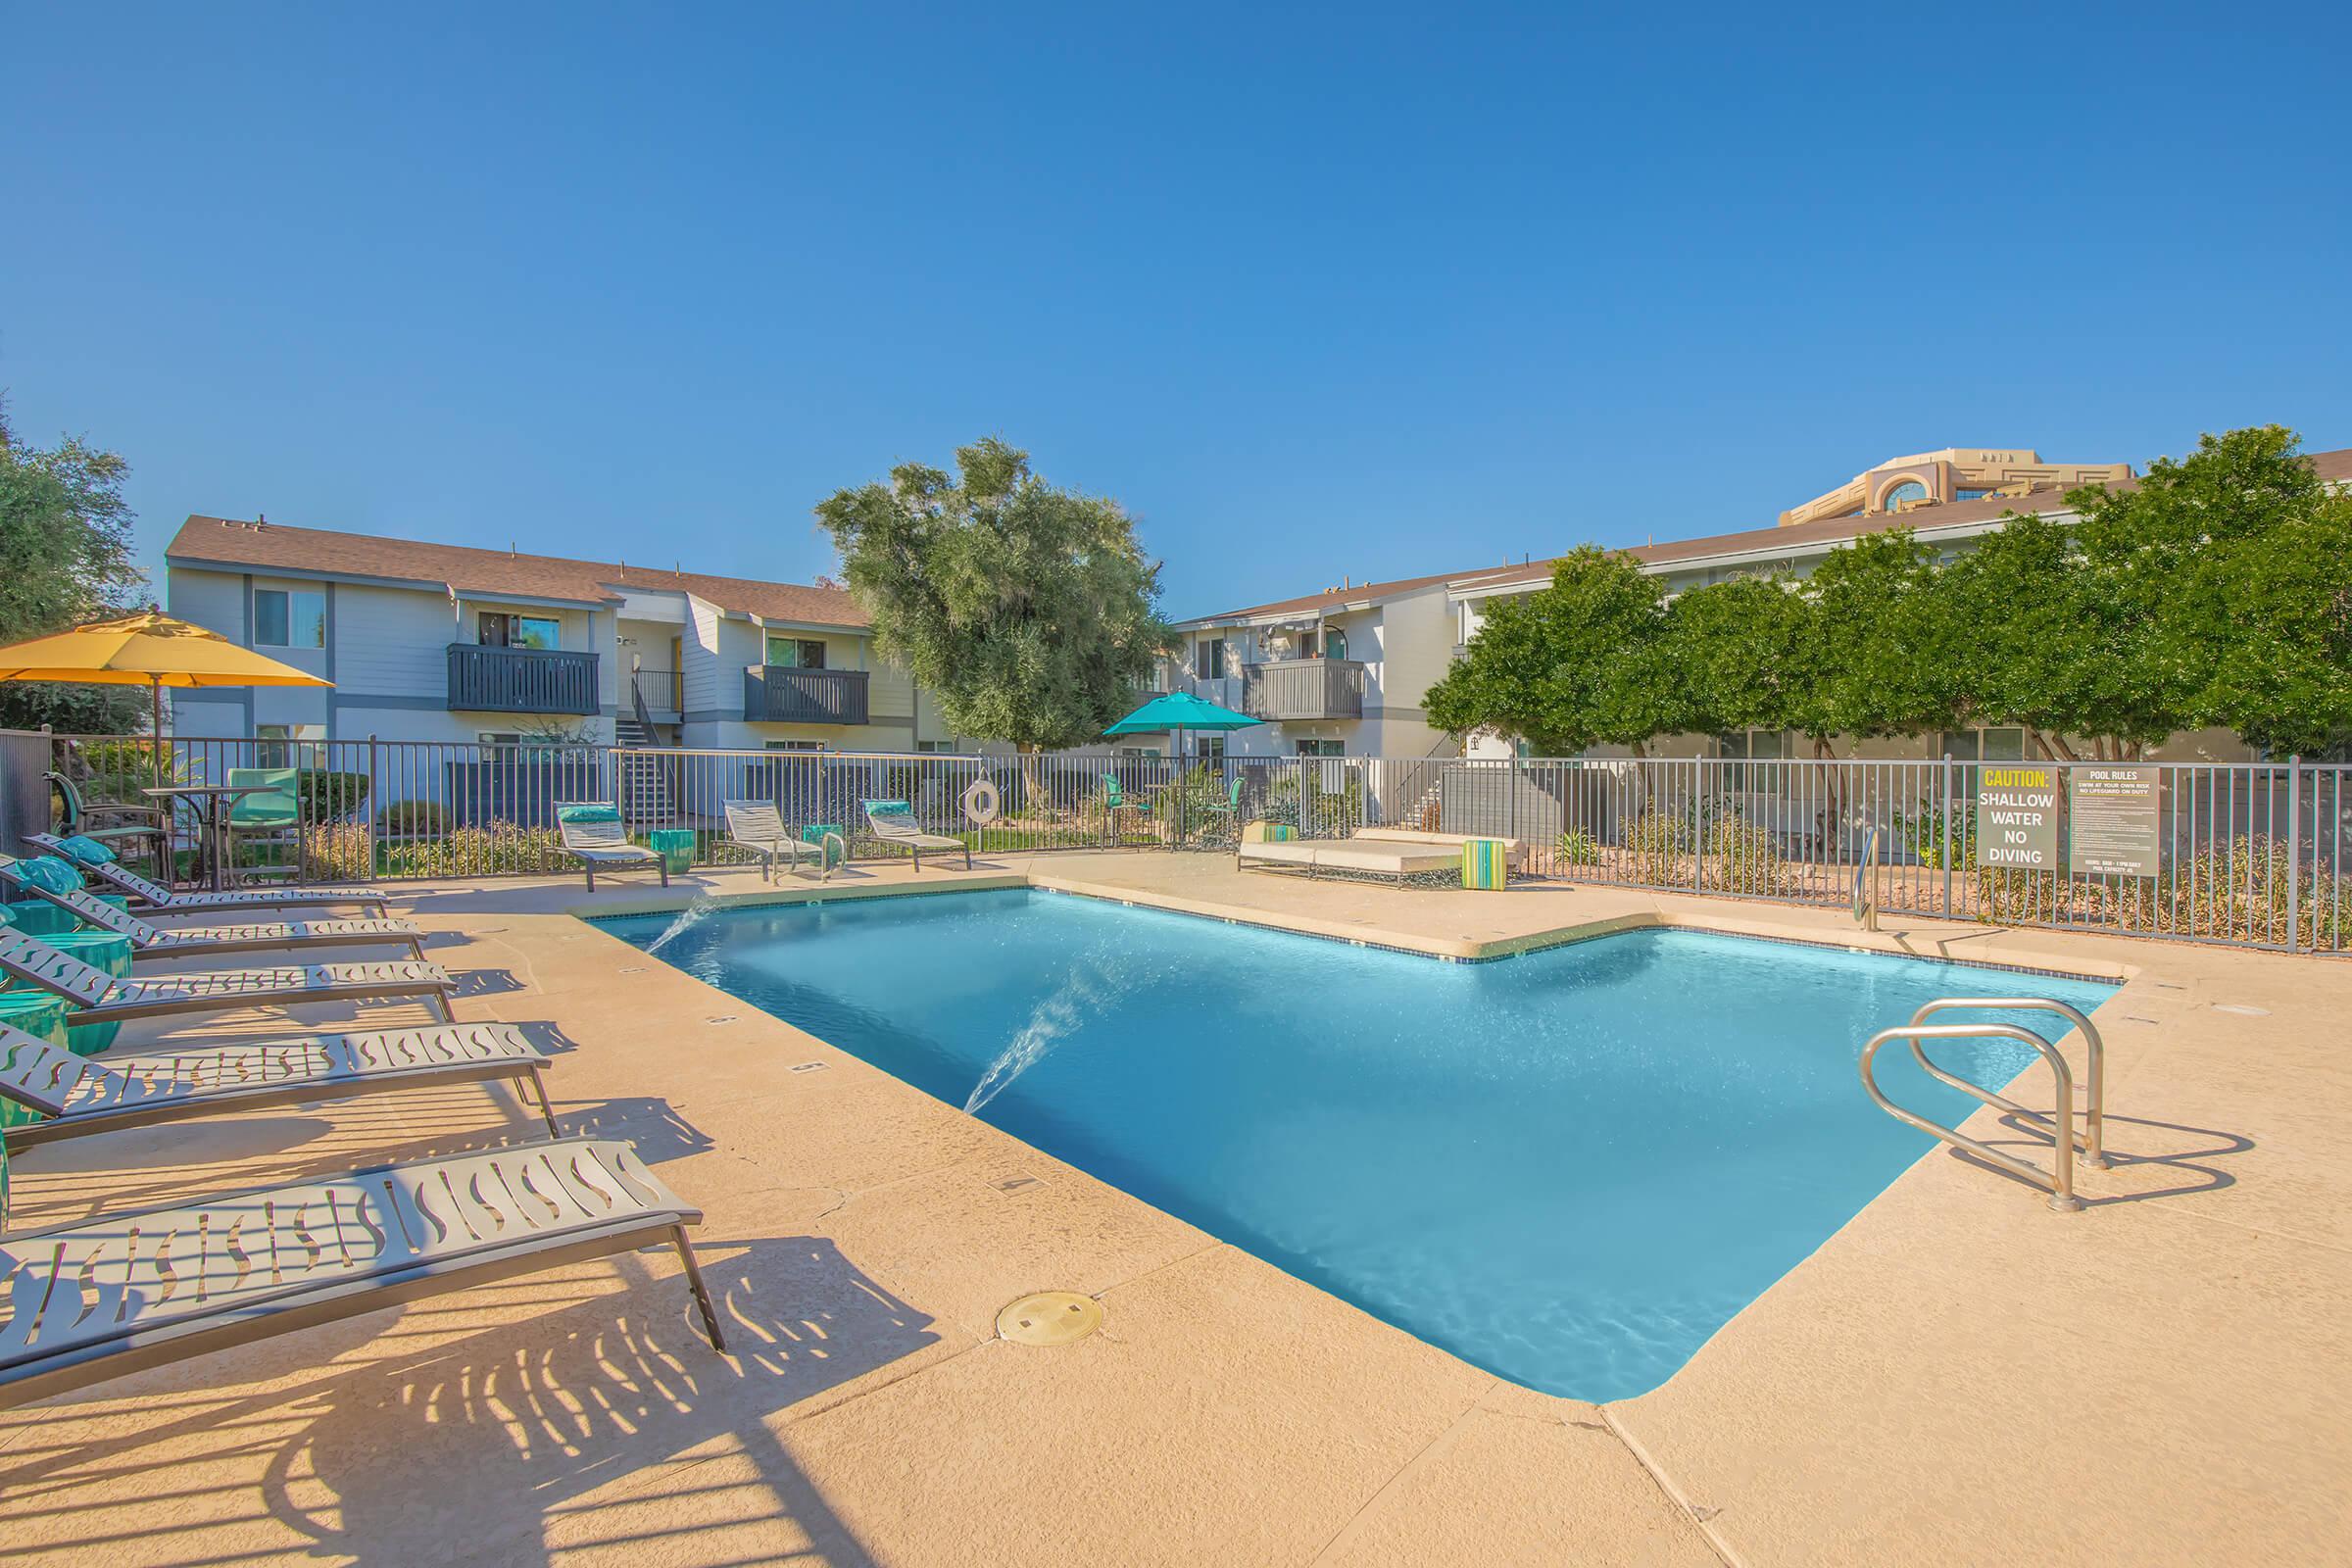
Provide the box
[43,771,170,864]
[554,803,668,891]
[862,800,970,872]
[221,765,302,883]
[29,833,390,918]
[0,923,456,1027]
[0,854,427,963]
[0,1018,557,1151]
[721,801,828,883]
[0,1137,724,1408]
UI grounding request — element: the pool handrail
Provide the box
[1904,998,2107,1172]
[1858,1015,2092,1213]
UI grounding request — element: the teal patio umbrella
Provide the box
[1102,690,1261,762]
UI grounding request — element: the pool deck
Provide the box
[2,851,2346,1565]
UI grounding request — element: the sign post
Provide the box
[2068,765,2162,878]
[1976,763,2061,870]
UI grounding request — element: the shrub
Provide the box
[1891,800,1973,869]
[381,821,570,878]
[1624,809,1690,886]
[298,769,370,822]
[1555,827,1600,865]
[299,821,374,883]
[377,798,451,836]
[1702,814,1787,894]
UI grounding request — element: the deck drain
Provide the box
[994,1174,1043,1195]
[789,1060,829,1074]
[997,1291,1102,1347]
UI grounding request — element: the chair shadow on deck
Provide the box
[0,1237,938,1568]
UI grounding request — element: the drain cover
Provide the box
[997,1291,1102,1347]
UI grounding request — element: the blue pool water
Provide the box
[601,890,2115,1399]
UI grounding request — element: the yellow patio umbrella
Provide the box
[0,608,332,789]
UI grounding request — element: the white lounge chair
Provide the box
[721,801,829,882]
[553,803,668,891]
[30,833,391,918]
[0,1019,556,1150]
[0,855,427,962]
[862,800,970,872]
[0,1137,724,1407]
[0,925,456,1026]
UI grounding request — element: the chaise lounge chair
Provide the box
[862,800,970,871]
[0,1018,556,1151]
[0,1137,725,1407]
[0,924,456,1027]
[554,804,668,891]
[30,833,391,918]
[0,856,428,963]
[1237,827,1526,886]
[721,801,829,883]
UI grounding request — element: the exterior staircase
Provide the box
[612,718,677,826]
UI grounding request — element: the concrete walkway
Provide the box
[0,853,2342,1565]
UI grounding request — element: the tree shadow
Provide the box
[0,1236,937,1567]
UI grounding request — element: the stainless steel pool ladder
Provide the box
[1859,998,2108,1214]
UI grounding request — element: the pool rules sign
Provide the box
[1976,764,2060,869]
[2068,764,2162,878]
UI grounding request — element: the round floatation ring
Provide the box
[961,776,1002,826]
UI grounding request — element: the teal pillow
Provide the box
[556,804,621,825]
[56,835,118,866]
[0,904,14,926]
[14,858,85,896]
[866,800,911,814]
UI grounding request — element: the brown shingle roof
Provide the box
[1177,567,1489,626]
[166,515,868,628]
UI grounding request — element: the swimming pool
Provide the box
[601,889,2116,1400]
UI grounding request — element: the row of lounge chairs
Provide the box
[0,855,726,1408]
[552,800,971,888]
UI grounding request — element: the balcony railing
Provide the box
[1243,659,1366,721]
[445,644,599,715]
[744,665,870,725]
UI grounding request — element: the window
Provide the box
[1938,726,2027,761]
[1879,479,1930,513]
[763,739,824,752]
[477,612,560,650]
[915,740,960,755]
[1194,637,1226,681]
[255,723,325,767]
[253,588,324,648]
[1956,487,1994,501]
[1717,728,1786,790]
[765,635,826,668]
[1295,738,1344,758]
[1114,745,1161,760]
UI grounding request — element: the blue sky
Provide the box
[4,3,2348,618]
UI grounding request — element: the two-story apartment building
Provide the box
[1156,568,1519,760]
[163,515,964,753]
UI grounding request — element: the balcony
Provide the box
[744,665,870,725]
[1244,659,1366,721]
[445,644,599,715]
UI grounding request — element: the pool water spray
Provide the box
[645,891,721,956]
[965,956,1126,1114]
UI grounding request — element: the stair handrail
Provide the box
[627,667,656,737]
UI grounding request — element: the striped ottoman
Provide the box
[1460,839,1510,890]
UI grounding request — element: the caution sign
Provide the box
[1977,764,2060,869]
[2069,765,2161,878]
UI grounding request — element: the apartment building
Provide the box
[163,516,965,753]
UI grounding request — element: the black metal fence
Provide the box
[16,731,2347,955]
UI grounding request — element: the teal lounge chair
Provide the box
[28,833,389,918]
[0,854,427,963]
[554,803,668,890]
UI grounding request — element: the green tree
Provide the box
[1788,528,1951,756]
[1661,574,1815,741]
[0,405,148,731]
[1426,546,1689,755]
[815,438,1167,796]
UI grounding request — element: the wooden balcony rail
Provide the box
[744,665,870,725]
[445,644,599,715]
[1243,659,1366,721]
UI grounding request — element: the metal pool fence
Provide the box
[14,731,2348,956]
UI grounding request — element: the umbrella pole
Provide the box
[151,676,165,792]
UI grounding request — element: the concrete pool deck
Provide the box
[0,852,2345,1565]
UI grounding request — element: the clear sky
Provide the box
[4,3,2347,619]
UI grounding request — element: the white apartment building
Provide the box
[163,515,967,754]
